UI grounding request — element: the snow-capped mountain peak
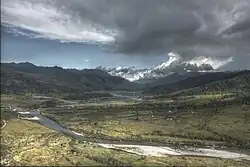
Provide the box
[186,56,233,69]
[154,52,181,70]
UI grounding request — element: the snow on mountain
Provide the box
[100,67,151,82]
[154,52,181,70]
[186,56,234,69]
[97,53,233,82]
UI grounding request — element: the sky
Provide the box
[1,0,250,70]
[1,29,166,69]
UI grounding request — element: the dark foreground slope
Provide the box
[1,62,139,94]
[145,70,250,96]
[137,72,206,87]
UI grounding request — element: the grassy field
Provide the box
[1,114,248,166]
[40,94,250,149]
[1,93,250,166]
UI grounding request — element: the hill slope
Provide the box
[136,72,206,87]
[145,71,250,95]
[1,62,140,94]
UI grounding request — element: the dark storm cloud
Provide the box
[2,0,250,63]
[52,0,250,58]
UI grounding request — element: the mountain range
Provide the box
[97,53,233,82]
[1,61,249,97]
[1,62,139,94]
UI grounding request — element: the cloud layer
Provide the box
[1,0,116,44]
[1,0,250,66]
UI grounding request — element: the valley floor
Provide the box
[1,93,250,166]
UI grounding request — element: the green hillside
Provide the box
[1,62,139,95]
[146,71,250,96]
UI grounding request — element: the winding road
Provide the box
[13,109,250,161]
